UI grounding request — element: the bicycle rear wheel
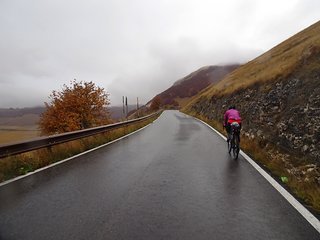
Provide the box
[231,134,240,160]
[228,137,232,154]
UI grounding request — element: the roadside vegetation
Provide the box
[39,80,111,135]
[0,79,161,182]
[182,21,320,213]
[0,115,159,182]
[184,112,320,213]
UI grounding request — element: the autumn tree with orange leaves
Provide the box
[39,80,110,135]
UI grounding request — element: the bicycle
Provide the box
[227,122,241,160]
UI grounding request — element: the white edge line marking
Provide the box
[191,115,320,234]
[0,113,162,187]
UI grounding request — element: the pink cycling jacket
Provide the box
[224,109,241,126]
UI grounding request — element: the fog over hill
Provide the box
[183,21,320,211]
[0,105,138,126]
[150,64,240,108]
[1,1,319,108]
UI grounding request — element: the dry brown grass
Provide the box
[240,136,320,212]
[0,126,40,144]
[185,111,320,213]
[185,21,320,110]
[0,116,158,182]
[181,21,320,213]
[175,97,193,108]
[213,21,320,94]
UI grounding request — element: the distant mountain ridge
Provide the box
[0,105,137,126]
[0,107,44,118]
[150,64,240,108]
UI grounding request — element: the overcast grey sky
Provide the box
[0,0,319,107]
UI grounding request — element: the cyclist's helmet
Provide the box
[229,105,236,109]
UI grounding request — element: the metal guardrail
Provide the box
[0,111,161,159]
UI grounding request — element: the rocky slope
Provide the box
[186,21,320,165]
[184,21,320,211]
[191,53,320,164]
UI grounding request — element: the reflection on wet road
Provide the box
[0,110,319,240]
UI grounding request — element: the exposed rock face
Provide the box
[185,23,320,210]
[191,53,320,164]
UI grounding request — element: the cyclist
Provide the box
[223,105,242,142]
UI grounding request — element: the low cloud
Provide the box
[0,0,319,107]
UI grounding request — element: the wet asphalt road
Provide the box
[0,110,319,240]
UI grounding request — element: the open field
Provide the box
[0,126,40,145]
[0,111,40,144]
[0,114,160,182]
[0,105,147,145]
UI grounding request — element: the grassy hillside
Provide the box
[186,20,320,106]
[150,65,239,108]
[183,20,320,212]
